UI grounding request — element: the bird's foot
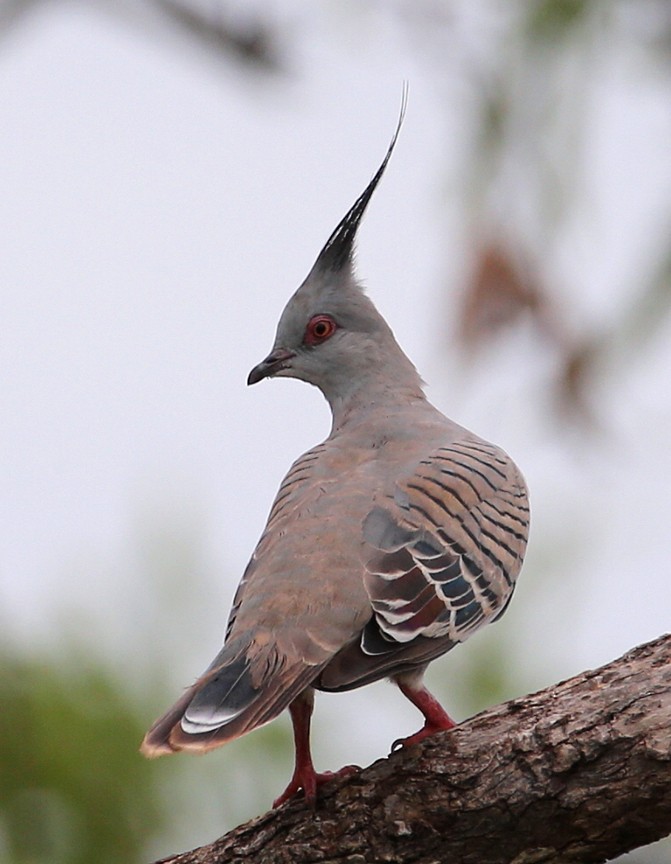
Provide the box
[392,678,457,752]
[391,716,456,753]
[273,764,359,808]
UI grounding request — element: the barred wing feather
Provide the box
[363,439,529,649]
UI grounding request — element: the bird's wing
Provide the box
[317,437,529,691]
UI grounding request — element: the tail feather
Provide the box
[140,682,203,757]
[180,654,257,735]
[141,645,325,757]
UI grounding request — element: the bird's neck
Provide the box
[326,349,426,434]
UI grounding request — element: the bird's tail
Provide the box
[141,641,321,756]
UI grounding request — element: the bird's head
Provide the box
[247,90,422,413]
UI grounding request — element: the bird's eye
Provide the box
[304,315,337,346]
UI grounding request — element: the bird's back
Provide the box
[142,397,528,756]
[225,399,529,692]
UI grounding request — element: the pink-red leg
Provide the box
[392,675,456,752]
[273,690,357,808]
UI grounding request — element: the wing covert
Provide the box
[363,438,529,648]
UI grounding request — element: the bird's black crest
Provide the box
[315,85,408,273]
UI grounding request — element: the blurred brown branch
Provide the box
[151,0,282,72]
[0,0,39,38]
[457,237,601,422]
[0,0,284,72]
[152,634,671,864]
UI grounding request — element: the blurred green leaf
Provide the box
[0,652,163,864]
[526,0,591,41]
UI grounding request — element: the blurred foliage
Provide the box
[444,0,671,424]
[526,0,590,40]
[0,650,163,864]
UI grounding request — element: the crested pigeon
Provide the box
[141,98,530,808]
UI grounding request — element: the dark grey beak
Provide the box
[247,347,296,385]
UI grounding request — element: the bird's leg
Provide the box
[273,689,357,808]
[392,672,456,752]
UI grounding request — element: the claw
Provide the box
[273,764,359,808]
[390,719,455,753]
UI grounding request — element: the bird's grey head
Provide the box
[248,93,423,418]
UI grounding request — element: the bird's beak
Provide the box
[247,347,296,385]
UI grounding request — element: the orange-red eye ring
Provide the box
[304,314,337,346]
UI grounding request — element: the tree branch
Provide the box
[153,634,671,864]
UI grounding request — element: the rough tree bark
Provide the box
[153,634,671,864]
